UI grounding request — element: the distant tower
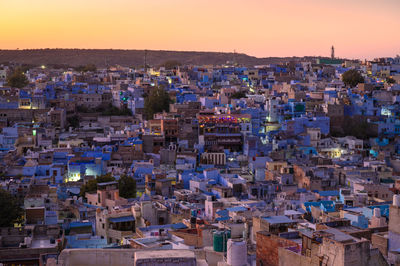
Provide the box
[331,45,335,59]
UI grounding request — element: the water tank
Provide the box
[213,230,231,252]
[227,239,247,266]
[373,207,381,217]
[393,195,400,207]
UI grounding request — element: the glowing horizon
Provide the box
[1,0,399,60]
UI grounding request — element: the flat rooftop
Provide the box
[262,215,295,224]
[134,249,195,260]
[319,228,358,243]
[31,239,58,249]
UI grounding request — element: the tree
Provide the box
[211,83,222,92]
[230,91,247,99]
[118,175,137,198]
[76,104,132,116]
[144,86,172,119]
[97,173,116,183]
[387,77,396,84]
[342,69,364,88]
[98,104,132,116]
[0,189,23,227]
[67,115,80,129]
[19,64,35,73]
[330,117,377,140]
[80,174,115,197]
[80,179,97,197]
[80,174,136,199]
[162,60,182,70]
[7,68,29,88]
[74,64,97,73]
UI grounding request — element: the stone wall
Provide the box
[389,205,400,235]
[278,247,312,266]
[57,249,135,266]
[171,230,201,247]
[371,233,388,256]
[253,217,269,241]
[256,231,299,266]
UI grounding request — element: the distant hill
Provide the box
[0,49,310,68]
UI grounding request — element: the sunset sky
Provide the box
[0,0,399,59]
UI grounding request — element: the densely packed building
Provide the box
[1,55,400,265]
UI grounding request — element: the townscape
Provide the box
[1,52,400,266]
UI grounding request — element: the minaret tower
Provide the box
[331,45,335,59]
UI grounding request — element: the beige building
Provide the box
[96,208,135,244]
[86,181,128,210]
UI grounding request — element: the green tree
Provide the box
[162,60,182,70]
[97,173,116,183]
[98,104,132,116]
[0,189,23,227]
[67,115,80,129]
[387,77,396,84]
[230,91,247,99]
[118,175,136,198]
[74,64,97,73]
[76,104,132,116]
[84,64,97,72]
[144,86,172,119]
[80,179,97,197]
[343,119,376,139]
[211,84,222,92]
[76,105,90,113]
[342,69,364,88]
[20,64,35,73]
[330,117,377,140]
[7,68,29,88]
[80,174,115,197]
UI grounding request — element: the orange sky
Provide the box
[1,0,399,59]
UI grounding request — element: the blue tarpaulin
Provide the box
[109,216,135,223]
